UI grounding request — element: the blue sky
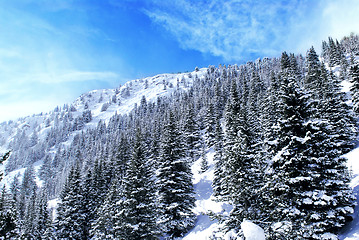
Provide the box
[0,0,358,122]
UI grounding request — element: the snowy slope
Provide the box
[0,68,207,150]
[181,142,359,239]
[339,147,359,240]
[0,68,207,187]
[1,62,359,239]
[185,148,265,240]
[184,148,224,240]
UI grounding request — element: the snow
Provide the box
[184,147,230,240]
[342,80,352,93]
[339,146,359,240]
[0,160,44,190]
[183,215,219,240]
[322,233,340,239]
[33,160,44,188]
[241,219,265,240]
[48,198,60,221]
[0,164,26,189]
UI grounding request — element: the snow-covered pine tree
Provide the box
[54,164,87,240]
[0,153,17,238]
[297,119,355,239]
[21,185,37,238]
[263,48,356,239]
[199,146,209,174]
[204,102,216,148]
[215,80,242,202]
[81,167,100,239]
[34,188,53,239]
[212,117,224,198]
[328,37,340,67]
[305,46,322,98]
[246,70,264,143]
[0,186,17,239]
[296,51,356,239]
[91,178,121,239]
[18,166,37,227]
[261,71,281,159]
[157,112,196,238]
[82,158,109,235]
[113,129,159,240]
[220,78,262,231]
[350,63,359,114]
[262,69,310,239]
[112,133,131,179]
[320,67,356,156]
[182,105,201,161]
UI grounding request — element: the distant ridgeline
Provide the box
[0,33,359,239]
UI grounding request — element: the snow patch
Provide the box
[241,219,265,240]
[48,198,60,221]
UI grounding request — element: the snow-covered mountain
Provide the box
[1,34,359,239]
[0,68,206,154]
[0,68,205,175]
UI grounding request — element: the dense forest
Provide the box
[1,33,359,239]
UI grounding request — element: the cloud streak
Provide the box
[29,71,120,84]
[144,0,359,61]
[0,2,127,122]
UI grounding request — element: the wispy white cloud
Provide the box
[320,0,359,39]
[0,2,126,121]
[31,71,120,84]
[0,69,121,122]
[144,0,359,61]
[144,0,305,61]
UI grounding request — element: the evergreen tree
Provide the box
[350,64,359,114]
[212,118,224,198]
[262,72,281,159]
[328,37,340,67]
[22,186,37,239]
[204,102,216,148]
[220,79,262,231]
[91,178,121,240]
[199,147,209,174]
[55,164,87,240]
[182,106,201,161]
[114,129,159,239]
[216,80,242,202]
[263,73,310,239]
[321,69,356,155]
[263,51,355,239]
[34,188,53,239]
[296,57,356,239]
[298,120,355,239]
[305,47,321,96]
[18,166,37,227]
[0,186,17,239]
[113,133,131,179]
[157,112,196,238]
[81,158,108,238]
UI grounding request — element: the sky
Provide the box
[0,0,358,122]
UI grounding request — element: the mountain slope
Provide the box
[0,34,359,239]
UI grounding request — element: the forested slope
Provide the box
[0,34,359,239]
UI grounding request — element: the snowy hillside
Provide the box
[0,68,206,147]
[1,34,359,239]
[0,68,207,177]
[339,147,359,240]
